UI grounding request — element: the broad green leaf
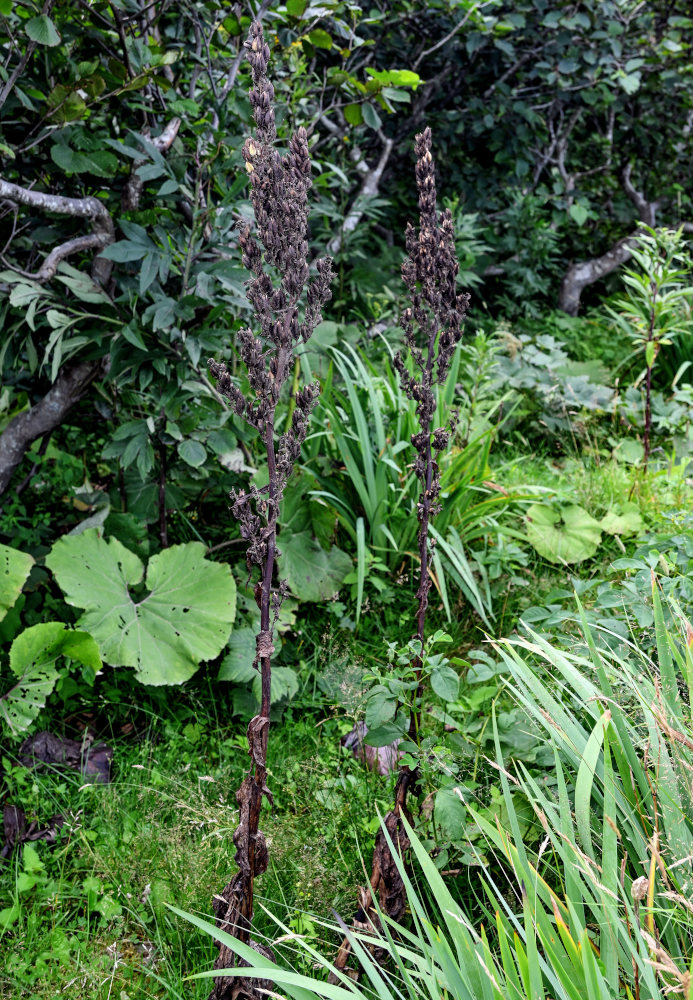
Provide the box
[600,503,643,537]
[613,438,644,465]
[362,102,382,130]
[365,68,421,89]
[277,531,351,602]
[620,72,641,94]
[430,663,459,702]
[343,103,363,126]
[46,531,236,685]
[22,843,44,873]
[0,905,19,930]
[569,202,589,227]
[0,544,34,623]
[50,144,81,172]
[0,622,101,735]
[363,720,407,747]
[308,28,332,49]
[98,241,148,263]
[218,628,257,682]
[286,0,307,15]
[177,438,207,467]
[0,0,12,16]
[365,685,397,728]
[266,666,299,703]
[25,14,61,46]
[525,503,602,564]
[434,784,467,839]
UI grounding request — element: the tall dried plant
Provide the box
[331,127,469,980]
[207,21,332,999]
[394,125,469,750]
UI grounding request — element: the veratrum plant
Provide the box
[206,21,332,1000]
[394,127,470,744]
[333,129,469,979]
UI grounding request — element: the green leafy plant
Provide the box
[608,226,693,469]
[313,341,510,623]
[46,530,235,685]
[524,500,642,565]
[176,592,693,1000]
[0,542,101,735]
[363,630,459,748]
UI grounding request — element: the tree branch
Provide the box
[558,164,662,314]
[621,162,658,228]
[325,128,394,256]
[0,0,54,112]
[121,116,182,211]
[0,179,115,285]
[412,3,480,71]
[0,361,106,498]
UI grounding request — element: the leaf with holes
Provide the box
[0,544,34,624]
[46,530,236,685]
[0,623,101,735]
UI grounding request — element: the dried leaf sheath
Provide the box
[207,21,332,1000]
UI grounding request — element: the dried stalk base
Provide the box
[208,717,274,1000]
[329,771,414,982]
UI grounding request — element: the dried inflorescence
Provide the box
[331,128,469,986]
[206,20,332,1000]
[209,21,332,581]
[394,127,469,634]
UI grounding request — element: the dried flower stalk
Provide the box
[207,21,332,999]
[331,127,469,980]
[394,125,469,744]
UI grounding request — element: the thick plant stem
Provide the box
[206,21,332,1000]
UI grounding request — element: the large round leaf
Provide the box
[46,530,236,685]
[0,544,34,623]
[1,623,100,735]
[525,503,602,564]
[600,502,643,537]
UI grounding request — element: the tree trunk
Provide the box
[558,232,639,315]
[0,360,104,497]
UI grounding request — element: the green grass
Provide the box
[3,443,693,998]
[0,692,391,999]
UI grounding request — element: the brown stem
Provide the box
[408,326,437,750]
[0,0,54,111]
[261,426,276,720]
